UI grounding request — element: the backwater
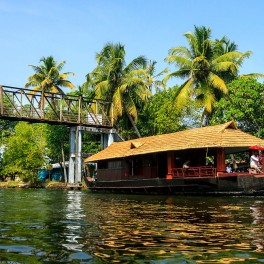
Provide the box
[0,189,264,263]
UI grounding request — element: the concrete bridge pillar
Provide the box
[68,127,120,188]
[100,129,115,150]
[68,127,82,188]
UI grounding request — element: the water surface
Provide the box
[0,189,264,263]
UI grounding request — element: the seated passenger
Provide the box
[183,160,190,168]
[226,163,232,173]
[250,150,262,173]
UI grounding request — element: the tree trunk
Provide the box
[61,145,67,183]
[124,107,141,138]
[201,109,210,127]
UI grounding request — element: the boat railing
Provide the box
[172,166,217,178]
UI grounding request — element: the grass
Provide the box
[0,180,85,189]
[43,181,67,189]
[0,181,29,188]
[0,180,67,189]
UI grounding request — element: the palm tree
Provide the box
[214,36,238,55]
[86,43,151,137]
[25,56,75,94]
[144,60,168,93]
[165,26,251,125]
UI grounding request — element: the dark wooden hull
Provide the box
[84,174,264,195]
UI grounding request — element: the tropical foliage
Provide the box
[85,42,152,137]
[1,122,46,182]
[25,56,75,94]
[210,77,264,137]
[137,86,201,136]
[165,26,252,124]
[144,60,167,93]
[45,124,69,164]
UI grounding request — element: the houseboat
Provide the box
[84,121,264,195]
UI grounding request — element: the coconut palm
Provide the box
[86,43,151,137]
[165,26,252,125]
[214,36,238,55]
[144,60,168,93]
[25,56,75,94]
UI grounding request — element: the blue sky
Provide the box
[1,0,264,90]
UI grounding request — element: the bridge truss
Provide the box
[0,85,117,188]
[0,85,113,127]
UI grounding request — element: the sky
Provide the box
[1,0,264,91]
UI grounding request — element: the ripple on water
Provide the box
[10,237,27,241]
[0,245,35,253]
[69,251,93,261]
[1,190,264,263]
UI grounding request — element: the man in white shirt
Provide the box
[250,150,262,173]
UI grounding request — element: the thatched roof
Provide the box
[85,121,264,162]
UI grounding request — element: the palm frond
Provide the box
[168,46,191,58]
[165,55,192,68]
[239,73,264,79]
[174,78,194,108]
[207,72,227,94]
[57,80,75,89]
[112,87,123,117]
[164,69,191,82]
[213,51,251,63]
[212,61,238,74]
[202,92,215,113]
[125,56,147,73]
[155,67,169,77]
[94,81,109,99]
[28,65,42,73]
[123,95,137,120]
[57,61,66,71]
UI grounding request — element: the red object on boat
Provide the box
[249,145,264,150]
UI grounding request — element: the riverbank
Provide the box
[0,181,85,189]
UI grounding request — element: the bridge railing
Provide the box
[0,85,113,127]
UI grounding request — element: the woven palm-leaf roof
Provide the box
[85,121,264,162]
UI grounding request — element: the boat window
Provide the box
[108,160,122,169]
[98,160,107,169]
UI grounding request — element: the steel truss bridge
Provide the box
[0,85,118,188]
[0,85,113,127]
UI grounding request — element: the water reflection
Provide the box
[250,200,264,252]
[1,190,264,263]
[80,195,264,263]
[62,191,85,252]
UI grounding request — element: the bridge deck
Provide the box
[0,85,113,128]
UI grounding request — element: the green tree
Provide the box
[45,124,69,164]
[144,60,168,93]
[86,42,151,137]
[210,77,264,137]
[70,84,95,98]
[165,26,251,124]
[82,133,101,155]
[137,86,201,136]
[1,122,46,182]
[25,56,75,94]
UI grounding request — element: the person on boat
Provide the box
[183,160,190,168]
[226,163,232,173]
[250,150,262,173]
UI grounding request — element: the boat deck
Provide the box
[171,166,264,179]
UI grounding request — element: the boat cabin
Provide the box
[84,121,264,193]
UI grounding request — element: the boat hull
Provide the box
[85,175,264,195]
